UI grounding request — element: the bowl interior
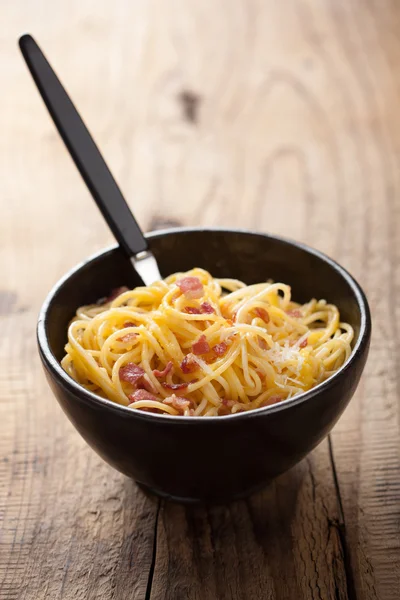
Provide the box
[43,229,364,363]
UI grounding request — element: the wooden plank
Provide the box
[323,1,400,598]
[0,0,399,599]
[151,448,350,600]
[0,5,159,599]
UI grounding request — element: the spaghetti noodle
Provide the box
[61,268,354,416]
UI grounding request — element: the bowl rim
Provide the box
[37,226,371,424]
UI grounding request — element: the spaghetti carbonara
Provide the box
[61,269,353,416]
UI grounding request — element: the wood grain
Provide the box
[151,452,350,600]
[1,0,399,598]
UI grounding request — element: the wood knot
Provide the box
[178,90,201,124]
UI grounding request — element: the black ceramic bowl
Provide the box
[37,228,371,503]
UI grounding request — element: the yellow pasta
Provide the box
[61,268,353,417]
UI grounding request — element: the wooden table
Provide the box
[1,1,399,598]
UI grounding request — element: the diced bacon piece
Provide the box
[192,334,210,355]
[119,363,145,385]
[140,376,158,394]
[176,277,204,299]
[180,354,199,374]
[218,398,235,415]
[231,310,238,322]
[124,321,136,328]
[118,332,138,343]
[269,394,282,404]
[164,394,191,411]
[212,342,228,357]
[269,395,282,404]
[184,302,216,316]
[129,389,158,402]
[256,370,266,381]
[254,307,270,323]
[184,306,202,314]
[287,309,302,318]
[120,363,157,393]
[153,361,174,378]
[200,302,215,314]
[222,398,234,407]
[258,336,268,351]
[299,338,308,348]
[260,395,282,407]
[107,286,129,302]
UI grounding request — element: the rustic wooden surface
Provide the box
[1,1,399,598]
